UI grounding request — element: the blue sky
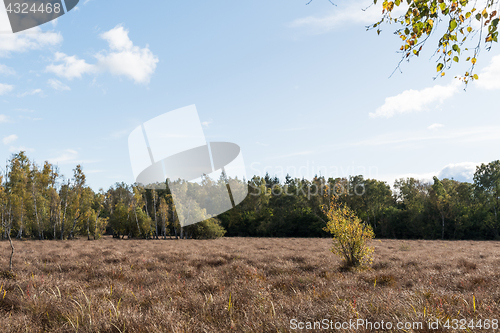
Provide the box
[1,0,499,190]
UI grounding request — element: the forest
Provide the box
[1,151,499,241]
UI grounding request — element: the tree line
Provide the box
[225,162,500,240]
[0,152,225,242]
[1,151,499,240]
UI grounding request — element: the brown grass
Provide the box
[0,238,499,332]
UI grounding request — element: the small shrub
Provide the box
[322,198,375,269]
[193,218,227,239]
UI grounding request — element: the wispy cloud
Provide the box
[0,83,14,95]
[0,27,62,57]
[277,125,319,132]
[0,64,15,76]
[2,134,17,145]
[46,52,96,80]
[352,126,500,147]
[17,88,43,97]
[48,149,80,164]
[269,150,314,159]
[370,81,460,118]
[427,123,444,131]
[19,115,42,121]
[86,169,104,174]
[48,149,96,165]
[108,129,129,140]
[0,115,9,123]
[201,119,213,127]
[289,0,406,34]
[48,78,71,91]
[9,145,34,153]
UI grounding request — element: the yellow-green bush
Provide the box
[322,199,374,268]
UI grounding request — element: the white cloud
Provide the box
[0,83,14,95]
[427,123,444,131]
[201,119,212,127]
[19,115,42,121]
[351,126,500,147]
[17,88,43,97]
[0,64,15,76]
[100,25,134,51]
[48,78,71,91]
[476,54,500,90]
[289,0,407,33]
[47,149,96,165]
[108,129,129,139]
[2,134,17,145]
[46,25,158,84]
[437,162,480,182]
[370,81,460,118]
[95,25,159,84]
[9,146,34,153]
[48,149,79,164]
[46,52,96,80]
[381,162,481,186]
[391,171,436,184]
[270,150,315,159]
[0,27,62,57]
[86,169,104,174]
[0,115,9,123]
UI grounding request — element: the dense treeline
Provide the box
[1,152,499,240]
[225,167,500,240]
[0,152,224,241]
[227,164,500,240]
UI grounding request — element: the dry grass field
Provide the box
[1,237,500,332]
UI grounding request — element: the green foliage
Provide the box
[474,160,500,237]
[191,218,227,239]
[322,198,375,268]
[371,0,500,84]
[2,152,500,242]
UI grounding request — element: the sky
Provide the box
[0,0,499,191]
